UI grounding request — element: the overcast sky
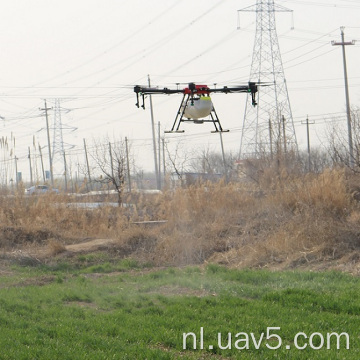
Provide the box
[1,0,360,181]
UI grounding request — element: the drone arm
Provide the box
[207,82,258,106]
[209,86,249,94]
[208,82,257,94]
[134,85,184,109]
[134,86,182,95]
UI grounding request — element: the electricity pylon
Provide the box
[51,99,65,168]
[239,0,298,158]
[51,99,76,180]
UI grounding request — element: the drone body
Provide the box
[134,82,258,133]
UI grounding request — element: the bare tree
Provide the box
[296,148,333,173]
[189,147,238,181]
[89,137,127,205]
[164,139,192,185]
[326,107,360,171]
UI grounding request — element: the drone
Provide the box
[134,82,259,133]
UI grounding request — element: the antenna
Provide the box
[238,0,298,159]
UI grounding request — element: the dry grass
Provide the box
[46,239,67,256]
[204,168,359,270]
[1,168,360,271]
[149,168,360,269]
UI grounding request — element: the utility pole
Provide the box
[301,116,315,172]
[148,75,160,190]
[332,27,355,168]
[38,143,46,183]
[219,131,228,182]
[28,147,33,186]
[125,137,132,193]
[63,151,68,192]
[109,142,114,180]
[162,137,166,179]
[76,158,80,190]
[40,100,54,185]
[158,121,161,189]
[268,118,273,160]
[282,115,287,156]
[14,156,18,187]
[83,138,92,191]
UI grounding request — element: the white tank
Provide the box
[183,96,212,120]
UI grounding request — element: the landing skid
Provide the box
[165,94,229,133]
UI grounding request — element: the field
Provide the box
[1,263,360,359]
[1,168,360,358]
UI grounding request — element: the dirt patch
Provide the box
[17,275,56,287]
[65,238,118,253]
[150,343,228,359]
[148,285,215,298]
[0,275,56,289]
[0,267,15,276]
[0,250,43,266]
[63,233,158,259]
[208,247,360,275]
[64,301,99,310]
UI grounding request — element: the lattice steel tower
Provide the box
[239,0,298,158]
[51,99,65,169]
[51,99,75,178]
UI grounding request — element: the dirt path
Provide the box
[65,238,117,253]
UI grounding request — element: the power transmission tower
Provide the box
[238,0,298,158]
[51,99,76,180]
[52,99,65,170]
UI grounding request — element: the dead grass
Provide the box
[47,239,67,256]
[148,169,360,269]
[203,169,360,270]
[1,169,360,271]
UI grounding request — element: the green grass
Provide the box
[0,263,360,359]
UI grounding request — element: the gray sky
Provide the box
[1,0,360,181]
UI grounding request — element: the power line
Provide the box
[282,0,360,9]
[5,2,182,98]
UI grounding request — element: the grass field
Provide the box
[1,261,360,359]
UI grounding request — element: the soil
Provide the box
[65,238,118,253]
